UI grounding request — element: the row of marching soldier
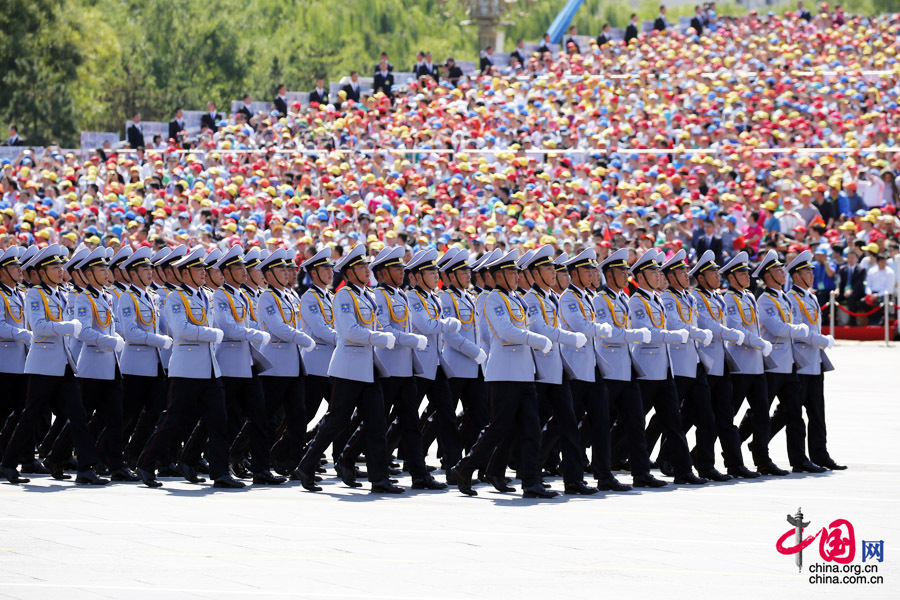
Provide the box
[0,240,845,496]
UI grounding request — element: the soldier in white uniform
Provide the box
[627,249,707,485]
[0,248,32,466]
[294,245,403,494]
[751,250,827,474]
[774,251,845,471]
[595,249,668,488]
[439,250,489,453]
[1,245,108,485]
[406,249,463,473]
[689,251,760,479]
[136,246,244,489]
[451,250,558,498]
[720,251,787,476]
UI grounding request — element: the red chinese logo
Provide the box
[776,518,856,564]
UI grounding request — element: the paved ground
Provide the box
[1,342,898,599]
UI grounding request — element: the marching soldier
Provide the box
[689,250,760,479]
[551,253,569,295]
[752,250,826,474]
[293,245,402,494]
[347,246,443,490]
[439,249,489,453]
[212,246,285,485]
[1,245,108,485]
[450,249,558,498]
[406,248,463,476]
[255,249,316,479]
[558,248,632,491]
[779,251,845,470]
[109,246,133,333]
[720,251,787,476]
[522,246,598,495]
[117,247,173,468]
[627,249,707,485]
[595,249,667,488]
[136,246,244,488]
[654,249,731,481]
[0,248,32,464]
[298,248,338,430]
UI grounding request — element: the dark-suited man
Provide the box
[694,220,723,266]
[200,101,221,131]
[5,125,23,146]
[511,40,526,66]
[168,108,185,142]
[127,113,145,149]
[837,249,867,320]
[444,58,463,87]
[690,6,704,35]
[562,26,580,54]
[479,46,494,75]
[654,6,667,31]
[374,64,394,98]
[309,78,329,106]
[415,52,439,82]
[597,24,612,46]
[273,85,288,117]
[237,94,253,122]
[341,72,361,105]
[625,14,640,44]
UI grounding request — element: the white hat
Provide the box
[752,249,783,279]
[301,247,335,271]
[629,248,661,274]
[660,249,688,272]
[521,245,554,270]
[333,245,368,273]
[405,248,440,271]
[122,246,153,270]
[441,249,472,272]
[689,249,718,277]
[719,251,750,275]
[566,247,598,270]
[787,250,814,274]
[213,245,244,270]
[173,246,207,269]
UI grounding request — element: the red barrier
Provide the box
[823,323,898,341]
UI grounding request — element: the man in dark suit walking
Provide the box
[273,85,288,117]
[694,219,723,265]
[200,101,221,131]
[690,5,704,35]
[127,113,145,149]
[625,14,640,44]
[309,78,329,106]
[168,108,185,142]
[654,5,668,31]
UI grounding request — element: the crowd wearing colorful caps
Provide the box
[1,6,900,329]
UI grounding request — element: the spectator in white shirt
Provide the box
[866,255,896,298]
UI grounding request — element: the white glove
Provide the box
[303,337,316,350]
[114,336,125,353]
[794,323,810,338]
[258,332,271,346]
[701,330,713,347]
[573,332,587,348]
[639,328,651,344]
[761,340,773,357]
[474,348,487,364]
[69,320,82,337]
[443,318,461,333]
[160,336,173,350]
[528,333,551,352]
[541,338,553,355]
[15,330,33,344]
[383,332,396,350]
[595,323,613,339]
[734,330,745,346]
[415,335,428,351]
[677,330,690,344]
[213,329,224,344]
[824,335,835,349]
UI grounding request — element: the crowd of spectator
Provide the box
[1,3,899,328]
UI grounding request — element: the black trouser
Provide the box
[536,381,584,484]
[217,375,271,473]
[72,376,126,470]
[770,373,831,464]
[137,377,229,479]
[569,373,612,480]
[607,378,652,476]
[2,368,99,471]
[732,373,772,466]
[764,371,808,466]
[637,377,693,477]
[298,377,389,483]
[651,366,717,472]
[344,377,428,480]
[449,377,489,452]
[304,374,332,426]
[260,376,307,467]
[0,373,29,464]
[704,373,746,470]
[415,369,461,467]
[456,381,541,488]
[121,368,168,463]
